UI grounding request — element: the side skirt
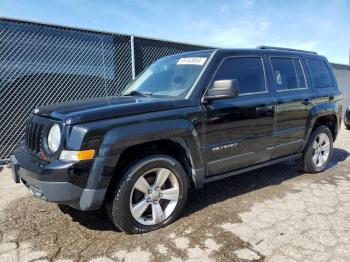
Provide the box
[203,153,302,184]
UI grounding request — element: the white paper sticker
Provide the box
[177,57,207,65]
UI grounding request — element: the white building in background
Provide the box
[332,62,350,111]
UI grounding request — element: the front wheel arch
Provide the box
[104,139,195,203]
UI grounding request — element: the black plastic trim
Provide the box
[204,153,302,184]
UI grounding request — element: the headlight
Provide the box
[47,124,61,153]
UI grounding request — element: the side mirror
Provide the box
[204,79,239,101]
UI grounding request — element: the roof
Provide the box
[214,47,322,58]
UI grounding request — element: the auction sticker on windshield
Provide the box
[177,57,207,65]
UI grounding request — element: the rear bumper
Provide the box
[11,142,118,211]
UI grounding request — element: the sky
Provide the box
[0,0,349,64]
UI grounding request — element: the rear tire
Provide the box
[302,125,333,173]
[105,154,189,234]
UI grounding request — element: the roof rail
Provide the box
[256,45,317,54]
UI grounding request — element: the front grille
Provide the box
[24,115,62,162]
[15,142,49,168]
[26,118,44,153]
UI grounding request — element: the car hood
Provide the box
[34,96,192,125]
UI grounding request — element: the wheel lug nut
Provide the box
[155,186,159,191]
[147,198,151,202]
[148,190,152,194]
[159,193,162,197]
[153,200,157,204]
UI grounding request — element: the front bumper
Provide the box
[11,142,118,211]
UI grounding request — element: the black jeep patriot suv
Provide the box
[11,46,342,233]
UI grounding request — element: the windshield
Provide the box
[122,51,212,98]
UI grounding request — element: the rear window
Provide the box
[307,59,333,88]
[213,57,266,95]
[270,57,306,90]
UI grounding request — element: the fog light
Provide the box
[59,149,95,161]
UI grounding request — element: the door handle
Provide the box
[256,105,269,112]
[302,99,310,105]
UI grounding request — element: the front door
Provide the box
[203,55,275,176]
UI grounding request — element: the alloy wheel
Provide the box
[312,133,331,168]
[129,168,180,225]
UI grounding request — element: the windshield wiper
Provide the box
[123,90,152,97]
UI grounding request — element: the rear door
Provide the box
[203,55,276,176]
[269,56,313,158]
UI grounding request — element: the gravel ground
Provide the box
[1,126,350,262]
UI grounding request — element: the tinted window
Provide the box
[307,59,333,88]
[214,57,265,94]
[292,58,307,88]
[271,58,303,90]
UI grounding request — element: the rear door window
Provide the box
[213,57,266,95]
[292,58,307,89]
[307,59,333,88]
[270,57,306,90]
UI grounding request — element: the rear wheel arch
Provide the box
[305,104,339,142]
[309,114,338,142]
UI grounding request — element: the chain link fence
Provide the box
[0,18,210,161]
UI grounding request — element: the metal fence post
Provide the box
[130,36,136,80]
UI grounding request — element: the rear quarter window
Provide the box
[307,58,333,88]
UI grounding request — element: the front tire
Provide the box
[302,125,333,173]
[106,154,189,234]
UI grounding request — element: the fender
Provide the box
[170,137,205,188]
[304,102,340,143]
[99,119,201,161]
[97,119,205,187]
